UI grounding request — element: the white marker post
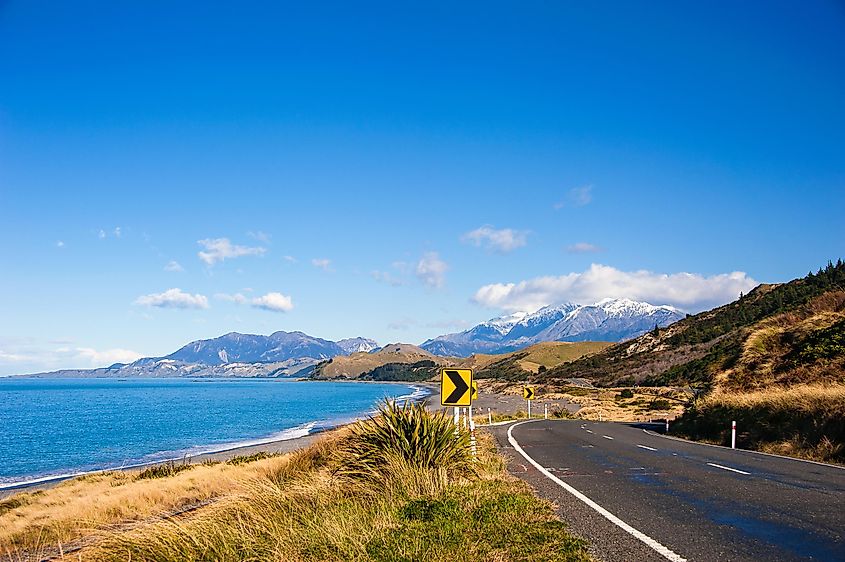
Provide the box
[527,399,531,419]
[488,407,492,425]
[544,403,548,420]
[665,419,669,433]
[454,406,460,427]
[731,420,736,449]
[469,405,477,458]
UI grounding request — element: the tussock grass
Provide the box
[673,384,845,463]
[137,460,195,480]
[80,403,589,561]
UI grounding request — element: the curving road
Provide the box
[490,419,845,562]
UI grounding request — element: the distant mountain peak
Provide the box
[421,298,684,357]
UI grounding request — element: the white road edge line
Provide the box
[707,462,750,475]
[637,445,657,451]
[508,420,687,562]
[586,430,594,434]
[602,435,614,440]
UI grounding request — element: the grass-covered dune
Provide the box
[1,403,590,562]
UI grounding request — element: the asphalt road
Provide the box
[490,419,845,562]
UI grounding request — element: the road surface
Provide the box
[490,419,845,562]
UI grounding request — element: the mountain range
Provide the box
[26,298,682,378]
[420,298,685,357]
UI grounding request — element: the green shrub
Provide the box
[226,452,276,465]
[136,461,194,480]
[341,401,471,482]
[619,389,635,399]
[650,399,672,410]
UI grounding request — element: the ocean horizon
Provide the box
[0,377,425,489]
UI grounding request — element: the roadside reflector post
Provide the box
[454,406,459,427]
[665,419,669,433]
[488,407,492,425]
[469,405,477,458]
[527,399,531,419]
[544,403,548,420]
[731,420,736,449]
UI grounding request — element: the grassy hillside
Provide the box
[313,344,448,379]
[477,341,613,381]
[2,404,590,561]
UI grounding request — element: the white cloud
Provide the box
[56,240,65,248]
[282,255,297,263]
[164,260,184,272]
[215,292,248,304]
[554,185,593,209]
[135,288,210,309]
[74,347,142,366]
[197,238,266,265]
[114,227,122,238]
[473,263,759,313]
[371,270,406,286]
[416,252,448,288]
[248,230,272,243]
[311,258,332,271]
[0,350,31,362]
[251,292,294,312]
[98,229,106,239]
[462,226,527,253]
[566,242,603,254]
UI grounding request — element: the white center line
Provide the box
[603,435,614,440]
[707,462,750,475]
[508,420,687,562]
[637,444,657,451]
[586,429,594,434]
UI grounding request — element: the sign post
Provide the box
[441,368,475,458]
[523,386,535,419]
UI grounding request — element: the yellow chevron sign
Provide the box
[523,386,535,400]
[471,380,478,401]
[441,369,473,406]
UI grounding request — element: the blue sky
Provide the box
[1,1,843,374]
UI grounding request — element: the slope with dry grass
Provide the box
[1,404,591,562]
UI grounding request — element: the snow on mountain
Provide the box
[337,337,380,354]
[420,298,684,357]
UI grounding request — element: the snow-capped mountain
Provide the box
[337,337,380,354]
[29,331,380,378]
[421,298,684,357]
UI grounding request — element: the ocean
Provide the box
[0,377,425,488]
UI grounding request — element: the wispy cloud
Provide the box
[282,255,297,263]
[251,292,294,312]
[56,240,65,248]
[135,288,209,309]
[554,185,593,209]
[197,238,266,265]
[113,226,122,238]
[98,229,106,239]
[372,261,411,286]
[566,242,603,254]
[473,263,759,313]
[248,230,272,243]
[73,347,141,366]
[311,258,332,272]
[164,260,184,272]
[416,252,448,288]
[214,292,248,304]
[462,226,528,253]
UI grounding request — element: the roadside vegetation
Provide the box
[1,402,590,562]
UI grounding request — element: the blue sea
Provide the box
[0,377,425,488]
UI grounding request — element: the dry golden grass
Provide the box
[0,444,328,556]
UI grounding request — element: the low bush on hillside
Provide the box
[137,461,194,480]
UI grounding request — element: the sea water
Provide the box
[0,377,425,488]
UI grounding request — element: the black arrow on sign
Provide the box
[444,370,470,404]
[525,387,535,400]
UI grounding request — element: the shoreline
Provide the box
[0,381,434,497]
